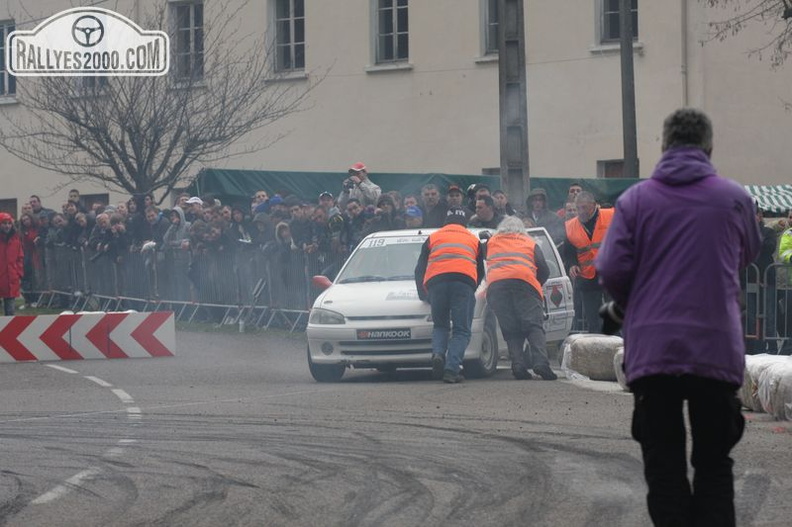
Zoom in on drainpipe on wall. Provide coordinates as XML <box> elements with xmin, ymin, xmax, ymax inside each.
<box><xmin>619</xmin><ymin>0</ymin><xmax>638</xmax><ymax>178</ymax></box>
<box><xmin>681</xmin><ymin>0</ymin><xmax>689</xmax><ymax>106</ymax></box>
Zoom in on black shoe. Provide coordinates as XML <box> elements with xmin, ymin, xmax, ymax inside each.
<box><xmin>431</xmin><ymin>354</ymin><xmax>445</xmax><ymax>380</ymax></box>
<box><xmin>442</xmin><ymin>370</ymin><xmax>462</xmax><ymax>384</ymax></box>
<box><xmin>511</xmin><ymin>364</ymin><xmax>531</xmax><ymax>380</ymax></box>
<box><xmin>533</xmin><ymin>364</ymin><xmax>558</xmax><ymax>381</ymax></box>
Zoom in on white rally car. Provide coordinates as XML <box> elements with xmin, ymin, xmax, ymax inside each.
<box><xmin>307</xmin><ymin>227</ymin><xmax>574</xmax><ymax>382</ymax></box>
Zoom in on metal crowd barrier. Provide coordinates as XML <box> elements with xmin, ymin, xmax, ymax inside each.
<box><xmin>23</xmin><ymin>244</ymin><xmax>790</xmax><ymax>348</ymax></box>
<box><xmin>22</xmin><ymin>244</ymin><xmax>346</xmax><ymax>333</ymax></box>
<box><xmin>742</xmin><ymin>262</ymin><xmax>792</xmax><ymax>355</ymax></box>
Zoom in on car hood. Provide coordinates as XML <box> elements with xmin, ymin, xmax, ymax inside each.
<box><xmin>314</xmin><ymin>281</ymin><xmax>429</xmax><ymax>317</ymax></box>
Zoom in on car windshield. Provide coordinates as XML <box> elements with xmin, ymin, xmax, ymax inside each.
<box><xmin>337</xmin><ymin>237</ymin><xmax>425</xmax><ymax>284</ymax></box>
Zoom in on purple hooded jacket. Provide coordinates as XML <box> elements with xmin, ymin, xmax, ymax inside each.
<box><xmin>595</xmin><ymin>147</ymin><xmax>761</xmax><ymax>386</ymax></box>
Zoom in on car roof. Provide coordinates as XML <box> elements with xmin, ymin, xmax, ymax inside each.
<box><xmin>363</xmin><ymin>226</ymin><xmax>550</xmax><ymax>240</ymax></box>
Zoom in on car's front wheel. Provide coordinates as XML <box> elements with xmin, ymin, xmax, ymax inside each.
<box><xmin>307</xmin><ymin>346</ymin><xmax>346</xmax><ymax>382</ymax></box>
<box><xmin>464</xmin><ymin>323</ymin><xmax>499</xmax><ymax>378</ymax></box>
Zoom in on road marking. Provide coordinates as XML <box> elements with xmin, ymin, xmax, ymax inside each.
<box><xmin>44</xmin><ymin>364</ymin><xmax>79</xmax><ymax>374</ymax></box>
<box><xmin>565</xmin><ymin>378</ymin><xmax>630</xmax><ymax>393</ymax></box>
<box><xmin>30</xmin><ymin>364</ymin><xmax>143</xmax><ymax>506</ymax></box>
<box><xmin>111</xmin><ymin>389</ymin><xmax>134</xmax><ymax>404</ymax></box>
<box><xmin>30</xmin><ymin>467</ymin><xmax>101</xmax><ymax>505</ymax></box>
<box><xmin>84</xmin><ymin>376</ymin><xmax>113</xmax><ymax>388</ymax></box>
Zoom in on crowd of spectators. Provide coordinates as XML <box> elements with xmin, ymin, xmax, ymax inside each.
<box><xmin>6</xmin><ymin>163</ymin><xmax>790</xmax><ymax>334</ymax></box>
<box><xmin>6</xmin><ymin>164</ymin><xmax>582</xmax><ymax>312</ymax></box>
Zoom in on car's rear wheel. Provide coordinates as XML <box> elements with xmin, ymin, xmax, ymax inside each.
<box><xmin>307</xmin><ymin>346</ymin><xmax>345</xmax><ymax>382</ymax></box>
<box><xmin>464</xmin><ymin>323</ymin><xmax>499</xmax><ymax>378</ymax></box>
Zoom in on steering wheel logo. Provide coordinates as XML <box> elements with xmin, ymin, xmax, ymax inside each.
<box><xmin>72</xmin><ymin>15</ymin><xmax>104</xmax><ymax>47</ymax></box>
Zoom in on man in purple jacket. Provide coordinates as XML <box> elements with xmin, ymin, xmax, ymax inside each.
<box><xmin>596</xmin><ymin>108</ymin><xmax>761</xmax><ymax>527</ymax></box>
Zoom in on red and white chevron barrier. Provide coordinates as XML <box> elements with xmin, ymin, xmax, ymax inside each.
<box><xmin>0</xmin><ymin>311</ymin><xmax>175</xmax><ymax>362</ymax></box>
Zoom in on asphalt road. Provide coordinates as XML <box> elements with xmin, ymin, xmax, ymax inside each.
<box><xmin>1</xmin><ymin>328</ymin><xmax>791</xmax><ymax>527</ymax></box>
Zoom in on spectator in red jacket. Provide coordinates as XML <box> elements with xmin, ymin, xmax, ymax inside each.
<box><xmin>18</xmin><ymin>213</ymin><xmax>41</xmax><ymax>309</ymax></box>
<box><xmin>0</xmin><ymin>212</ymin><xmax>24</xmax><ymax>315</ymax></box>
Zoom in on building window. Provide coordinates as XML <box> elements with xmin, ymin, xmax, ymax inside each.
<box><xmin>597</xmin><ymin>159</ymin><xmax>639</xmax><ymax>178</ymax></box>
<box><xmin>376</xmin><ymin>0</ymin><xmax>408</xmax><ymax>64</ymax></box>
<box><xmin>484</xmin><ymin>0</ymin><xmax>499</xmax><ymax>54</ymax></box>
<box><xmin>78</xmin><ymin>76</ymin><xmax>108</xmax><ymax>93</ymax></box>
<box><xmin>171</xmin><ymin>2</ymin><xmax>204</xmax><ymax>79</ymax></box>
<box><xmin>81</xmin><ymin>193</ymin><xmax>110</xmax><ymax>210</ymax></box>
<box><xmin>274</xmin><ymin>0</ymin><xmax>305</xmax><ymax>72</ymax></box>
<box><xmin>0</xmin><ymin>198</ymin><xmax>17</xmax><ymax>218</ymax></box>
<box><xmin>0</xmin><ymin>21</ymin><xmax>17</xmax><ymax>96</ymax></box>
<box><xmin>601</xmin><ymin>0</ymin><xmax>637</xmax><ymax>43</ymax></box>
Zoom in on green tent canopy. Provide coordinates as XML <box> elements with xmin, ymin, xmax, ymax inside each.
<box><xmin>744</xmin><ymin>184</ymin><xmax>792</xmax><ymax>214</ymax></box>
<box><xmin>189</xmin><ymin>168</ymin><xmax>640</xmax><ymax>211</ymax></box>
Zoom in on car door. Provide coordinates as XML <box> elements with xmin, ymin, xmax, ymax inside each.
<box><xmin>527</xmin><ymin>227</ymin><xmax>575</xmax><ymax>343</ymax></box>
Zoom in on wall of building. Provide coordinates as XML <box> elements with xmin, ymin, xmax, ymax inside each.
<box><xmin>0</xmin><ymin>0</ymin><xmax>790</xmax><ymax>217</ymax></box>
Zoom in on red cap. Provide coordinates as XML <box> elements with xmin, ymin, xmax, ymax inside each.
<box><xmin>447</xmin><ymin>185</ymin><xmax>463</xmax><ymax>195</ymax></box>
<box><xmin>0</xmin><ymin>212</ymin><xmax>13</xmax><ymax>223</ymax></box>
<box><xmin>349</xmin><ymin>162</ymin><xmax>367</xmax><ymax>173</ymax></box>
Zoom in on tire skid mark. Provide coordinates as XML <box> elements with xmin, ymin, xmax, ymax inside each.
<box><xmin>29</xmin><ymin>367</ymin><xmax>142</xmax><ymax>506</ymax></box>
<box><xmin>0</xmin><ymin>470</ymin><xmax>33</xmax><ymax>523</ymax></box>
<box><xmin>131</xmin><ymin>418</ymin><xmax>556</xmax><ymax>526</ymax></box>
<box><xmin>30</xmin><ymin>467</ymin><xmax>102</xmax><ymax>505</ymax></box>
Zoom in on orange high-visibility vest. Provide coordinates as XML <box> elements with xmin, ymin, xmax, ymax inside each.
<box><xmin>423</xmin><ymin>224</ymin><xmax>480</xmax><ymax>286</ymax></box>
<box><xmin>486</xmin><ymin>233</ymin><xmax>543</xmax><ymax>299</ymax></box>
<box><xmin>565</xmin><ymin>207</ymin><xmax>615</xmax><ymax>280</ymax></box>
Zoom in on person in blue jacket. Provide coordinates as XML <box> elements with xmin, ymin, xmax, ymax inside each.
<box><xmin>596</xmin><ymin>108</ymin><xmax>761</xmax><ymax>527</ymax></box>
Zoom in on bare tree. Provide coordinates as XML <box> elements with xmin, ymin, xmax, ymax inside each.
<box><xmin>0</xmin><ymin>1</ymin><xmax>321</xmax><ymax>199</ymax></box>
<box><xmin>705</xmin><ymin>0</ymin><xmax>792</xmax><ymax>67</ymax></box>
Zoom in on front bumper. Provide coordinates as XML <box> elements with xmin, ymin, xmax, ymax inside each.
<box><xmin>307</xmin><ymin>318</ymin><xmax>485</xmax><ymax>368</ymax></box>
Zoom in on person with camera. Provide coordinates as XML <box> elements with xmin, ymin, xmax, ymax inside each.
<box><xmin>338</xmin><ymin>162</ymin><xmax>381</xmax><ymax>209</ymax></box>
<box><xmin>596</xmin><ymin>108</ymin><xmax>761</xmax><ymax>527</ymax></box>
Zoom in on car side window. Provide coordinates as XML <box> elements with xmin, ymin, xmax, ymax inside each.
<box><xmin>531</xmin><ymin>232</ymin><xmax>562</xmax><ymax>279</ymax></box>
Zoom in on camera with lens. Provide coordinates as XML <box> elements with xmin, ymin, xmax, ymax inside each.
<box><xmin>343</xmin><ymin>179</ymin><xmax>355</xmax><ymax>190</ymax></box>
<box><xmin>599</xmin><ymin>301</ymin><xmax>624</xmax><ymax>335</ymax></box>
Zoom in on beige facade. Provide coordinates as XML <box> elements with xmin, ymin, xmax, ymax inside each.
<box><xmin>0</xmin><ymin>0</ymin><xmax>790</xmax><ymax>216</ymax></box>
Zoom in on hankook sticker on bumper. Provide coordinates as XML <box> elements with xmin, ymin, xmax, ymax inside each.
<box><xmin>357</xmin><ymin>329</ymin><xmax>412</xmax><ymax>340</ymax></box>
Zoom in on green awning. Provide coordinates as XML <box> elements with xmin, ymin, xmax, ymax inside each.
<box><xmin>744</xmin><ymin>185</ymin><xmax>792</xmax><ymax>214</ymax></box>
<box><xmin>188</xmin><ymin>168</ymin><xmax>639</xmax><ymax>211</ymax></box>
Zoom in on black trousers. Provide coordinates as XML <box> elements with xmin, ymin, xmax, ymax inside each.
<box><xmin>486</xmin><ymin>280</ymin><xmax>549</xmax><ymax>368</ymax></box>
<box><xmin>630</xmin><ymin>375</ymin><xmax>744</xmax><ymax>527</ymax></box>
<box><xmin>579</xmin><ymin>286</ymin><xmax>605</xmax><ymax>333</ymax></box>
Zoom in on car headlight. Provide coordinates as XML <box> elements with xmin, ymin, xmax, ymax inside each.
<box><xmin>309</xmin><ymin>308</ymin><xmax>346</xmax><ymax>325</ymax></box>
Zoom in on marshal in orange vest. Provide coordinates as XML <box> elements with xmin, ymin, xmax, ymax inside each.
<box><xmin>485</xmin><ymin>233</ymin><xmax>543</xmax><ymax>299</ymax></box>
<box><xmin>423</xmin><ymin>224</ymin><xmax>480</xmax><ymax>286</ymax></box>
<box><xmin>565</xmin><ymin>207</ymin><xmax>615</xmax><ymax>280</ymax></box>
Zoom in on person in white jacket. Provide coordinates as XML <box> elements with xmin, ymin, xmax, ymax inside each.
<box><xmin>338</xmin><ymin>162</ymin><xmax>381</xmax><ymax>208</ymax></box>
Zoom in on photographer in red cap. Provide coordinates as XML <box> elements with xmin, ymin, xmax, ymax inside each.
<box><xmin>414</xmin><ymin>207</ymin><xmax>485</xmax><ymax>383</ymax></box>
<box><xmin>0</xmin><ymin>212</ymin><xmax>24</xmax><ymax>316</ymax></box>
<box><xmin>339</xmin><ymin>162</ymin><xmax>381</xmax><ymax>208</ymax></box>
